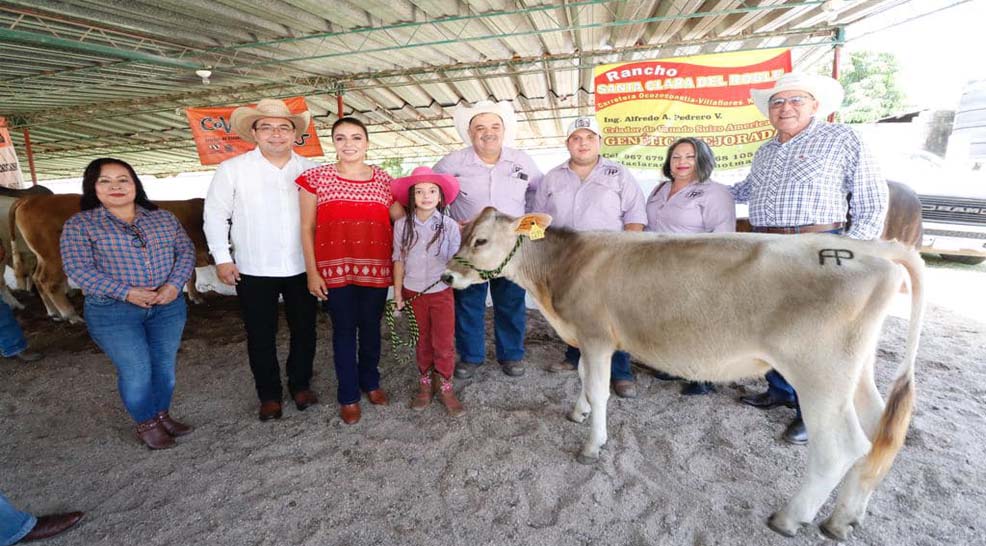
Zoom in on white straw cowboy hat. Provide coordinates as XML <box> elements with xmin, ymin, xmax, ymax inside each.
<box><xmin>750</xmin><ymin>72</ymin><xmax>845</xmax><ymax>118</ymax></box>
<box><xmin>452</xmin><ymin>100</ymin><xmax>518</xmax><ymax>146</ymax></box>
<box><xmin>230</xmin><ymin>98</ymin><xmax>311</xmax><ymax>143</ymax></box>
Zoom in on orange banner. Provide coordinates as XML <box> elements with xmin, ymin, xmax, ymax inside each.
<box><xmin>186</xmin><ymin>96</ymin><xmax>323</xmax><ymax>165</ymax></box>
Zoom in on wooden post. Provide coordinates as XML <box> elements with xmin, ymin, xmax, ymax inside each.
<box><xmin>21</xmin><ymin>127</ymin><xmax>38</xmax><ymax>186</ymax></box>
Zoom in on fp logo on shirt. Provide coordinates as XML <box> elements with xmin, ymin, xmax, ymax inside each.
<box><xmin>511</xmin><ymin>165</ymin><xmax>529</xmax><ymax>181</ymax></box>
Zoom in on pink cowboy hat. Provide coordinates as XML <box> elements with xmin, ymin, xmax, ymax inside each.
<box><xmin>391</xmin><ymin>166</ymin><xmax>460</xmax><ymax>207</ymax></box>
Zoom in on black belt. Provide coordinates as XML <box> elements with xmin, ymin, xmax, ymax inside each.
<box><xmin>752</xmin><ymin>222</ymin><xmax>845</xmax><ymax>235</ymax></box>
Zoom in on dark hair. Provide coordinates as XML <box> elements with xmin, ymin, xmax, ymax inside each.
<box><xmin>398</xmin><ymin>184</ymin><xmax>450</xmax><ymax>259</ymax></box>
<box><xmin>80</xmin><ymin>158</ymin><xmax>158</xmax><ymax>211</ymax></box>
<box><xmin>331</xmin><ymin>116</ymin><xmax>368</xmax><ymax>139</ymax></box>
<box><xmin>661</xmin><ymin>137</ymin><xmax>716</xmax><ymax>183</ymax></box>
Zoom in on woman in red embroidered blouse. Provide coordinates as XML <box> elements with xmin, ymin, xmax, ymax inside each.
<box><xmin>298</xmin><ymin>117</ymin><xmax>404</xmax><ymax>425</ymax></box>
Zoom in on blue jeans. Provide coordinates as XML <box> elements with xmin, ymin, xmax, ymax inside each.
<box><xmin>84</xmin><ymin>296</ymin><xmax>187</xmax><ymax>423</ymax></box>
<box><xmin>454</xmin><ymin>278</ymin><xmax>526</xmax><ymax>364</ymax></box>
<box><xmin>0</xmin><ymin>300</ymin><xmax>27</xmax><ymax>358</ymax></box>
<box><xmin>0</xmin><ymin>491</ymin><xmax>36</xmax><ymax>546</ymax></box>
<box><xmin>564</xmin><ymin>346</ymin><xmax>634</xmax><ymax>381</ymax></box>
<box><xmin>324</xmin><ymin>285</ymin><xmax>388</xmax><ymax>405</ymax></box>
<box><xmin>759</xmin><ymin>226</ymin><xmax>842</xmax><ymax>421</ymax></box>
<box><xmin>766</xmin><ymin>370</ymin><xmax>801</xmax><ymax>418</ymax></box>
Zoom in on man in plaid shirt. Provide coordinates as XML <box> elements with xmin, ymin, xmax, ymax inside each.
<box><xmin>731</xmin><ymin>72</ymin><xmax>889</xmax><ymax>445</ymax></box>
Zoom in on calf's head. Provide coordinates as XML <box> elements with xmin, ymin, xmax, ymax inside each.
<box><xmin>442</xmin><ymin>207</ymin><xmax>552</xmax><ymax>289</ymax></box>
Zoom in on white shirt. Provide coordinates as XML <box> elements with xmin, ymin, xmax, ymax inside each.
<box><xmin>204</xmin><ymin>147</ymin><xmax>318</xmax><ymax>276</ymax></box>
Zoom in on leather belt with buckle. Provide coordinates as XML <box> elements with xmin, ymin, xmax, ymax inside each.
<box><xmin>751</xmin><ymin>222</ymin><xmax>845</xmax><ymax>234</ymax></box>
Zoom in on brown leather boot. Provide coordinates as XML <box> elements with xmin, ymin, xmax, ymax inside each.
<box><xmin>410</xmin><ymin>374</ymin><xmax>433</xmax><ymax>410</ymax></box>
<box><xmin>135</xmin><ymin>418</ymin><xmax>176</xmax><ymax>450</ymax></box>
<box><xmin>436</xmin><ymin>376</ymin><xmax>464</xmax><ymax>418</ymax></box>
<box><xmin>155</xmin><ymin>411</ymin><xmax>193</xmax><ymax>436</ymax></box>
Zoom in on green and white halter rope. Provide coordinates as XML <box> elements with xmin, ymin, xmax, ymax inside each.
<box><xmin>385</xmin><ymin>236</ymin><xmax>524</xmax><ymax>364</ymax></box>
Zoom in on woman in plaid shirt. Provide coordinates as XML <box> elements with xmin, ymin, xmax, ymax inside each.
<box><xmin>60</xmin><ymin>158</ymin><xmax>196</xmax><ymax>450</ymax></box>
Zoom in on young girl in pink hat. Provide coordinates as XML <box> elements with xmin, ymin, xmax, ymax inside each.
<box><xmin>391</xmin><ymin>167</ymin><xmax>464</xmax><ymax>416</ymax></box>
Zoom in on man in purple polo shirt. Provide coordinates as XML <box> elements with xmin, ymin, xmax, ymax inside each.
<box><xmin>433</xmin><ymin>100</ymin><xmax>543</xmax><ymax>379</ymax></box>
<box><xmin>533</xmin><ymin>116</ymin><xmax>646</xmax><ymax>398</ymax></box>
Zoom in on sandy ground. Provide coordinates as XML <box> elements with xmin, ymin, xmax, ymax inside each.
<box><xmin>1</xmin><ymin>271</ymin><xmax>985</xmax><ymax>546</ymax></box>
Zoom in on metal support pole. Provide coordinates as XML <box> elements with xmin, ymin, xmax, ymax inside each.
<box><xmin>829</xmin><ymin>26</ymin><xmax>844</xmax><ymax>123</ymax></box>
<box><xmin>21</xmin><ymin>127</ymin><xmax>38</xmax><ymax>186</ymax></box>
<box><xmin>337</xmin><ymin>95</ymin><xmax>344</xmax><ymax>118</ymax></box>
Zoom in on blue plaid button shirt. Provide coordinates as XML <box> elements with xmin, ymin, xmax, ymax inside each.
<box><xmin>731</xmin><ymin>119</ymin><xmax>888</xmax><ymax>240</ymax></box>
<box><xmin>60</xmin><ymin>206</ymin><xmax>196</xmax><ymax>301</ymax></box>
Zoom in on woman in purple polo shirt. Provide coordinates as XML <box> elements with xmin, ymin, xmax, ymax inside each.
<box><xmin>60</xmin><ymin>158</ymin><xmax>196</xmax><ymax>450</ymax></box>
<box><xmin>646</xmin><ymin>137</ymin><xmax>735</xmax><ymax>395</ymax></box>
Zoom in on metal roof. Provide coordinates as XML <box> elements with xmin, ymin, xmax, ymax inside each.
<box><xmin>1</xmin><ymin>0</ymin><xmax>908</xmax><ymax>180</ymax></box>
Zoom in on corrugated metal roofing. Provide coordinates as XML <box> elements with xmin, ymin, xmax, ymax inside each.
<box><xmin>1</xmin><ymin>0</ymin><xmax>904</xmax><ymax>179</ymax></box>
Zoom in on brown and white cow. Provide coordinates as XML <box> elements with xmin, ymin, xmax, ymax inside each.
<box><xmin>442</xmin><ymin>207</ymin><xmax>924</xmax><ymax>541</ymax></box>
<box><xmin>0</xmin><ymin>185</ymin><xmax>54</xmax><ymax>308</ymax></box>
<box><xmin>880</xmin><ymin>180</ymin><xmax>923</xmax><ymax>250</ymax></box>
<box><xmin>9</xmin><ymin>194</ymin><xmax>212</xmax><ymax>323</ymax></box>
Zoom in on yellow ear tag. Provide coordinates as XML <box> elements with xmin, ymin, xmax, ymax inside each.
<box><xmin>528</xmin><ymin>222</ymin><xmax>545</xmax><ymax>240</ymax></box>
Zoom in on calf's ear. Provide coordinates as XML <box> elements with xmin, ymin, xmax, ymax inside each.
<box><xmin>511</xmin><ymin>213</ymin><xmax>553</xmax><ymax>238</ymax></box>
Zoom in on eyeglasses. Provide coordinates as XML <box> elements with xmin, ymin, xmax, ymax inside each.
<box><xmin>253</xmin><ymin>124</ymin><xmax>294</xmax><ymax>136</ymax></box>
<box><xmin>768</xmin><ymin>95</ymin><xmax>813</xmax><ymax>109</ymax></box>
<box><xmin>127</xmin><ymin>225</ymin><xmax>146</xmax><ymax>248</ymax></box>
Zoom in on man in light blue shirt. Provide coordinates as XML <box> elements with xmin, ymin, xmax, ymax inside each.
<box><xmin>731</xmin><ymin>72</ymin><xmax>888</xmax><ymax>445</ymax></box>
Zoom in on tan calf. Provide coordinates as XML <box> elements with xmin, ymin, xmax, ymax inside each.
<box><xmin>443</xmin><ymin>207</ymin><xmax>924</xmax><ymax>541</ymax></box>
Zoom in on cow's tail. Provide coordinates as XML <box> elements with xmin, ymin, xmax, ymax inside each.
<box><xmin>861</xmin><ymin>242</ymin><xmax>925</xmax><ymax>486</ymax></box>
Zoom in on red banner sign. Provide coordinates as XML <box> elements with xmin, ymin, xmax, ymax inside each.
<box><xmin>186</xmin><ymin>97</ymin><xmax>323</xmax><ymax>165</ymax></box>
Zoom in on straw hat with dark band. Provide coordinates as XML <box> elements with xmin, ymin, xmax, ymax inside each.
<box><xmin>750</xmin><ymin>72</ymin><xmax>845</xmax><ymax>119</ymax></box>
<box><xmin>230</xmin><ymin>98</ymin><xmax>311</xmax><ymax>144</ymax></box>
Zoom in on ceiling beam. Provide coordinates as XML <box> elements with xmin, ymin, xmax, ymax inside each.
<box><xmin>8</xmin><ymin>26</ymin><xmax>839</xmax><ymax>127</ymax></box>
<box><xmin>0</xmin><ymin>27</ymin><xmax>201</xmax><ymax>69</ymax></box>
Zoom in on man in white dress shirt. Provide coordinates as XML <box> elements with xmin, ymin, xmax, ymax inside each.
<box><xmin>204</xmin><ymin>98</ymin><xmax>319</xmax><ymax>422</ymax></box>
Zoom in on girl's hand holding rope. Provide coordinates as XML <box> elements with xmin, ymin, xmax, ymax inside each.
<box><xmin>385</xmin><ymin>280</ymin><xmax>443</xmax><ymax>366</ymax></box>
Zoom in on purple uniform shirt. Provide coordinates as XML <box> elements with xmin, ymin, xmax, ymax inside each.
<box><xmin>533</xmin><ymin>156</ymin><xmax>647</xmax><ymax>231</ymax></box>
<box><xmin>392</xmin><ymin>212</ymin><xmax>461</xmax><ymax>293</ymax></box>
<box><xmin>60</xmin><ymin>206</ymin><xmax>196</xmax><ymax>301</ymax></box>
<box><xmin>645</xmin><ymin>180</ymin><xmax>736</xmax><ymax>234</ymax></box>
<box><xmin>433</xmin><ymin>146</ymin><xmax>543</xmax><ymax>222</ymax></box>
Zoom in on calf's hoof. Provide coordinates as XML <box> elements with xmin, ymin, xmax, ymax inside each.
<box><xmin>576</xmin><ymin>452</ymin><xmax>599</xmax><ymax>465</ymax></box>
<box><xmin>67</xmin><ymin>316</ymin><xmax>85</xmax><ymax>325</ymax></box>
<box><xmin>567</xmin><ymin>410</ymin><xmax>588</xmax><ymax>424</ymax></box>
<box><xmin>819</xmin><ymin>517</ymin><xmax>857</xmax><ymax>542</ymax></box>
<box><xmin>766</xmin><ymin>512</ymin><xmax>801</xmax><ymax>537</ymax></box>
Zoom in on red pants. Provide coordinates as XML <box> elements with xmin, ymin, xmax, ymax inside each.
<box><xmin>403</xmin><ymin>287</ymin><xmax>455</xmax><ymax>379</ymax></box>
